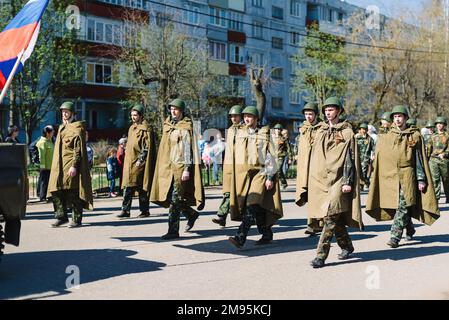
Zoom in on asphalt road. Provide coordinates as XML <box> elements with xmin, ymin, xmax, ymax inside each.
<box><xmin>1</xmin><ymin>180</ymin><xmax>449</xmax><ymax>300</ymax></box>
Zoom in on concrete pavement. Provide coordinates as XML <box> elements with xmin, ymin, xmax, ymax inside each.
<box><xmin>1</xmin><ymin>180</ymin><xmax>449</xmax><ymax>300</ymax></box>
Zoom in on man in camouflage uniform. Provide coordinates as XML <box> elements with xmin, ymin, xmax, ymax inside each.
<box><xmin>427</xmin><ymin>116</ymin><xmax>449</xmax><ymax>203</ymax></box>
<box><xmin>355</xmin><ymin>123</ymin><xmax>375</xmax><ymax>190</ymax></box>
<box><xmin>212</xmin><ymin>105</ymin><xmax>243</xmax><ymax>227</ymax></box>
<box><xmin>379</xmin><ymin>111</ymin><xmax>392</xmax><ymax>134</ymax></box>
<box><xmin>307</xmin><ymin>97</ymin><xmax>363</xmax><ymax>268</ymax></box>
<box><xmin>273</xmin><ymin>124</ymin><xmax>293</xmax><ymax>190</ymax></box>
<box><xmin>366</xmin><ymin>106</ymin><xmax>436</xmax><ymax>248</ymax></box>
<box><xmin>118</xmin><ymin>104</ymin><xmax>155</xmax><ymax>218</ymax></box>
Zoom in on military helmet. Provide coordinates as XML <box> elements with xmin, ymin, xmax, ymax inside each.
<box><xmin>380</xmin><ymin>111</ymin><xmax>392</xmax><ymax>122</ymax></box>
<box><xmin>169</xmin><ymin>98</ymin><xmax>186</xmax><ymax>111</ymax></box>
<box><xmin>390</xmin><ymin>105</ymin><xmax>409</xmax><ymax>119</ymax></box>
<box><xmin>274</xmin><ymin>124</ymin><xmax>283</xmax><ymax>130</ymax></box>
<box><xmin>228</xmin><ymin>105</ymin><xmax>243</xmax><ymax>115</ymax></box>
<box><xmin>321</xmin><ymin>97</ymin><xmax>344</xmax><ymax>114</ymax></box>
<box><xmin>426</xmin><ymin>120</ymin><xmax>435</xmax><ymax>128</ymax></box>
<box><xmin>131</xmin><ymin>104</ymin><xmax>144</xmax><ymax>115</ymax></box>
<box><xmin>406</xmin><ymin>118</ymin><xmax>417</xmax><ymax>126</ymax></box>
<box><xmin>358</xmin><ymin>123</ymin><xmax>368</xmax><ymax>130</ymax></box>
<box><xmin>435</xmin><ymin>116</ymin><xmax>447</xmax><ymax>125</ymax></box>
<box><xmin>302</xmin><ymin>102</ymin><xmax>319</xmax><ymax>115</ymax></box>
<box><xmin>60</xmin><ymin>101</ymin><xmax>75</xmax><ymax>113</ymax></box>
<box><xmin>242</xmin><ymin>106</ymin><xmax>259</xmax><ymax>118</ymax></box>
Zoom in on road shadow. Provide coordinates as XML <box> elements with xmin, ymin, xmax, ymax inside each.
<box><xmin>325</xmin><ymin>233</ymin><xmax>449</xmax><ymax>267</ymax></box>
<box><xmin>170</xmin><ymin>233</ymin><xmax>377</xmax><ymax>257</ymax></box>
<box><xmin>24</xmin><ymin>213</ymin><xmax>109</xmax><ymax>221</ymax></box>
<box><xmin>0</xmin><ymin>249</ymin><xmax>165</xmax><ymax>299</ymax></box>
<box><xmin>87</xmin><ymin>217</ymin><xmax>168</xmax><ymax>228</ymax></box>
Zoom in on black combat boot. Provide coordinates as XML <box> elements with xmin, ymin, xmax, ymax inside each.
<box><xmin>51</xmin><ymin>217</ymin><xmax>69</xmax><ymax>228</ymax></box>
<box><xmin>68</xmin><ymin>221</ymin><xmax>82</xmax><ymax>228</ymax></box>
<box><xmin>337</xmin><ymin>247</ymin><xmax>354</xmax><ymax>260</ymax></box>
<box><xmin>117</xmin><ymin>210</ymin><xmax>130</xmax><ymax>218</ymax></box>
<box><xmin>310</xmin><ymin>258</ymin><xmax>325</xmax><ymax>268</ymax></box>
<box><xmin>161</xmin><ymin>232</ymin><xmax>180</xmax><ymax>240</ymax></box>
<box><xmin>185</xmin><ymin>210</ymin><xmax>199</xmax><ymax>232</ymax></box>
<box><xmin>212</xmin><ymin>216</ymin><xmax>226</xmax><ymax>227</ymax></box>
<box><xmin>228</xmin><ymin>237</ymin><xmax>243</xmax><ymax>249</ymax></box>
<box><xmin>137</xmin><ymin>212</ymin><xmax>150</xmax><ymax>218</ymax></box>
<box><xmin>387</xmin><ymin>238</ymin><xmax>400</xmax><ymax>248</ymax></box>
<box><xmin>305</xmin><ymin>226</ymin><xmax>316</xmax><ymax>236</ymax></box>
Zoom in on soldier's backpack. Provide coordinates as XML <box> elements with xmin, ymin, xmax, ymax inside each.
<box><xmin>29</xmin><ymin>138</ymin><xmax>40</xmax><ymax>165</ymax></box>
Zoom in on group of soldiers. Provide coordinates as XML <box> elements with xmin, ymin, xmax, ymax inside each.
<box><xmin>46</xmin><ymin>96</ymin><xmax>447</xmax><ymax>268</ymax></box>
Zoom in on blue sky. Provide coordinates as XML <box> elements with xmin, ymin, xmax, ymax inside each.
<box><xmin>345</xmin><ymin>0</ymin><xmax>427</xmax><ymax>18</ymax></box>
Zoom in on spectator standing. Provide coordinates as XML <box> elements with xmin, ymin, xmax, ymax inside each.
<box><xmin>106</xmin><ymin>147</ymin><xmax>119</xmax><ymax>197</ymax></box>
<box><xmin>36</xmin><ymin>125</ymin><xmax>55</xmax><ymax>202</ymax></box>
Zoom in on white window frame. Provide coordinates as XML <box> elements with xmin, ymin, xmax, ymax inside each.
<box><xmin>291</xmin><ymin>31</ymin><xmax>301</xmax><ymax>45</ymax></box>
<box><xmin>228</xmin><ymin>11</ymin><xmax>243</xmax><ymax>31</ymax></box>
<box><xmin>86</xmin><ymin>17</ymin><xmax>123</xmax><ymax>46</ymax></box>
<box><xmin>85</xmin><ymin>61</ymin><xmax>119</xmax><ymax>86</ymax></box>
<box><xmin>209</xmin><ymin>41</ymin><xmax>227</xmax><ymax>61</ymax></box>
<box><xmin>253</xmin><ymin>21</ymin><xmax>264</xmax><ymax>39</ymax></box>
<box><xmin>209</xmin><ymin>6</ymin><xmax>227</xmax><ymax>28</ymax></box>
<box><xmin>230</xmin><ymin>44</ymin><xmax>244</xmax><ymax>64</ymax></box>
<box><xmin>290</xmin><ymin>0</ymin><xmax>301</xmax><ymax>17</ymax></box>
<box><xmin>289</xmin><ymin>90</ymin><xmax>301</xmax><ymax>104</ymax></box>
<box><xmin>184</xmin><ymin>3</ymin><xmax>200</xmax><ymax>25</ymax></box>
<box><xmin>252</xmin><ymin>0</ymin><xmax>263</xmax><ymax>8</ymax></box>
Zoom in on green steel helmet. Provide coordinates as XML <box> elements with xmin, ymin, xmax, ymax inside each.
<box><xmin>358</xmin><ymin>123</ymin><xmax>368</xmax><ymax>130</ymax></box>
<box><xmin>228</xmin><ymin>105</ymin><xmax>243</xmax><ymax>115</ymax></box>
<box><xmin>435</xmin><ymin>116</ymin><xmax>447</xmax><ymax>125</ymax></box>
<box><xmin>380</xmin><ymin>111</ymin><xmax>392</xmax><ymax>122</ymax></box>
<box><xmin>274</xmin><ymin>124</ymin><xmax>283</xmax><ymax>130</ymax></box>
<box><xmin>322</xmin><ymin>97</ymin><xmax>344</xmax><ymax>113</ymax></box>
<box><xmin>338</xmin><ymin>113</ymin><xmax>347</xmax><ymax>121</ymax></box>
<box><xmin>169</xmin><ymin>98</ymin><xmax>186</xmax><ymax>111</ymax></box>
<box><xmin>426</xmin><ymin>120</ymin><xmax>436</xmax><ymax>128</ymax></box>
<box><xmin>242</xmin><ymin>106</ymin><xmax>259</xmax><ymax>118</ymax></box>
<box><xmin>390</xmin><ymin>105</ymin><xmax>409</xmax><ymax>119</ymax></box>
<box><xmin>131</xmin><ymin>104</ymin><xmax>144</xmax><ymax>114</ymax></box>
<box><xmin>59</xmin><ymin>101</ymin><xmax>75</xmax><ymax>113</ymax></box>
<box><xmin>406</xmin><ymin>118</ymin><xmax>417</xmax><ymax>126</ymax></box>
<box><xmin>302</xmin><ymin>102</ymin><xmax>319</xmax><ymax>115</ymax></box>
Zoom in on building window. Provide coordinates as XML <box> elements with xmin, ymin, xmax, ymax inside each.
<box><xmin>252</xmin><ymin>0</ymin><xmax>263</xmax><ymax>8</ymax></box>
<box><xmin>209</xmin><ymin>41</ymin><xmax>226</xmax><ymax>61</ymax></box>
<box><xmin>156</xmin><ymin>12</ymin><xmax>172</xmax><ymax>27</ymax></box>
<box><xmin>271</xmin><ymin>67</ymin><xmax>283</xmax><ymax>80</ymax></box>
<box><xmin>87</xmin><ymin>18</ymin><xmax>122</xmax><ymax>45</ymax></box>
<box><xmin>209</xmin><ymin>6</ymin><xmax>227</xmax><ymax>27</ymax></box>
<box><xmin>337</xmin><ymin>12</ymin><xmax>344</xmax><ymax>25</ymax></box>
<box><xmin>291</xmin><ymin>32</ymin><xmax>301</xmax><ymax>45</ymax></box>
<box><xmin>289</xmin><ymin>90</ymin><xmax>301</xmax><ymax>104</ymax></box>
<box><xmin>86</xmin><ymin>62</ymin><xmax>119</xmax><ymax>85</ymax></box>
<box><xmin>272</xmin><ymin>97</ymin><xmax>283</xmax><ymax>110</ymax></box>
<box><xmin>272</xmin><ymin>6</ymin><xmax>284</xmax><ymax>20</ymax></box>
<box><xmin>250</xmin><ymin>52</ymin><xmax>265</xmax><ymax>66</ymax></box>
<box><xmin>290</xmin><ymin>0</ymin><xmax>301</xmax><ymax>17</ymax></box>
<box><xmin>272</xmin><ymin>37</ymin><xmax>283</xmax><ymax>49</ymax></box>
<box><xmin>184</xmin><ymin>3</ymin><xmax>200</xmax><ymax>25</ymax></box>
<box><xmin>231</xmin><ymin>77</ymin><xmax>244</xmax><ymax>96</ymax></box>
<box><xmin>253</xmin><ymin>21</ymin><xmax>264</xmax><ymax>39</ymax></box>
<box><xmin>230</xmin><ymin>44</ymin><xmax>244</xmax><ymax>64</ymax></box>
<box><xmin>228</xmin><ymin>11</ymin><xmax>243</xmax><ymax>31</ymax></box>
<box><xmin>324</xmin><ymin>8</ymin><xmax>333</xmax><ymax>22</ymax></box>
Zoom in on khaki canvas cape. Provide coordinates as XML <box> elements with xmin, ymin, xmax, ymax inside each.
<box><xmin>122</xmin><ymin>120</ymin><xmax>157</xmax><ymax>194</ymax></box>
<box><xmin>222</xmin><ymin>123</ymin><xmax>241</xmax><ymax>194</ymax></box>
<box><xmin>365</xmin><ymin>125</ymin><xmax>440</xmax><ymax>225</ymax></box>
<box><xmin>229</xmin><ymin>125</ymin><xmax>283</xmax><ymax>226</ymax></box>
<box><xmin>308</xmin><ymin>121</ymin><xmax>363</xmax><ymax>229</ymax></box>
<box><xmin>295</xmin><ymin>119</ymin><xmax>322</xmax><ymax>206</ymax></box>
<box><xmin>47</xmin><ymin>120</ymin><xmax>93</xmax><ymax>210</ymax></box>
<box><xmin>150</xmin><ymin>116</ymin><xmax>205</xmax><ymax>210</ymax></box>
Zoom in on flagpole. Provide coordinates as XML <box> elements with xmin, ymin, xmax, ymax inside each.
<box><xmin>0</xmin><ymin>49</ymin><xmax>25</xmax><ymax>105</ymax></box>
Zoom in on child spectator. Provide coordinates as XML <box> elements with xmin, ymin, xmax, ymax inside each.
<box><xmin>106</xmin><ymin>147</ymin><xmax>119</xmax><ymax>197</ymax></box>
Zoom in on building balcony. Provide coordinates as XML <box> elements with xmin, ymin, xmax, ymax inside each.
<box><xmin>75</xmin><ymin>0</ymin><xmax>149</xmax><ymax>21</ymax></box>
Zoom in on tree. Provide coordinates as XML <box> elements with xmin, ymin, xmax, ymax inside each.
<box><xmin>292</xmin><ymin>23</ymin><xmax>351</xmax><ymax>107</ymax></box>
<box><xmin>0</xmin><ymin>0</ymin><xmax>82</xmax><ymax>144</ymax></box>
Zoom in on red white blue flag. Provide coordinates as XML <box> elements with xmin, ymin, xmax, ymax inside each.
<box><xmin>0</xmin><ymin>0</ymin><xmax>49</xmax><ymax>101</ymax></box>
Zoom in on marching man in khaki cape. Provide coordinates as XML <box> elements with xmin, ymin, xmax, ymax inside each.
<box><xmin>212</xmin><ymin>105</ymin><xmax>243</xmax><ymax>227</ymax></box>
<box><xmin>228</xmin><ymin>106</ymin><xmax>283</xmax><ymax>249</ymax></box>
<box><xmin>48</xmin><ymin>102</ymin><xmax>93</xmax><ymax>228</ymax></box>
<box><xmin>117</xmin><ymin>104</ymin><xmax>156</xmax><ymax>219</ymax></box>
<box><xmin>366</xmin><ymin>105</ymin><xmax>440</xmax><ymax>248</ymax></box>
<box><xmin>308</xmin><ymin>97</ymin><xmax>363</xmax><ymax>268</ymax></box>
<box><xmin>150</xmin><ymin>98</ymin><xmax>205</xmax><ymax>240</ymax></box>
<box><xmin>295</xmin><ymin>102</ymin><xmax>323</xmax><ymax>237</ymax></box>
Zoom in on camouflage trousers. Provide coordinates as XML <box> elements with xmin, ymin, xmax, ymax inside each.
<box><xmin>52</xmin><ymin>189</ymin><xmax>83</xmax><ymax>223</ymax></box>
<box><xmin>167</xmin><ymin>183</ymin><xmax>198</xmax><ymax>234</ymax></box>
<box><xmin>316</xmin><ymin>214</ymin><xmax>353</xmax><ymax>261</ymax></box>
<box><xmin>429</xmin><ymin>158</ymin><xmax>449</xmax><ymax>200</ymax></box>
<box><xmin>217</xmin><ymin>192</ymin><xmax>230</xmax><ymax>218</ymax></box>
<box><xmin>121</xmin><ymin>186</ymin><xmax>149</xmax><ymax>213</ymax></box>
<box><xmin>307</xmin><ymin>218</ymin><xmax>323</xmax><ymax>232</ymax></box>
<box><xmin>276</xmin><ymin>156</ymin><xmax>288</xmax><ymax>187</ymax></box>
<box><xmin>360</xmin><ymin>160</ymin><xmax>371</xmax><ymax>187</ymax></box>
<box><xmin>234</xmin><ymin>205</ymin><xmax>273</xmax><ymax>246</ymax></box>
<box><xmin>390</xmin><ymin>189</ymin><xmax>415</xmax><ymax>241</ymax></box>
